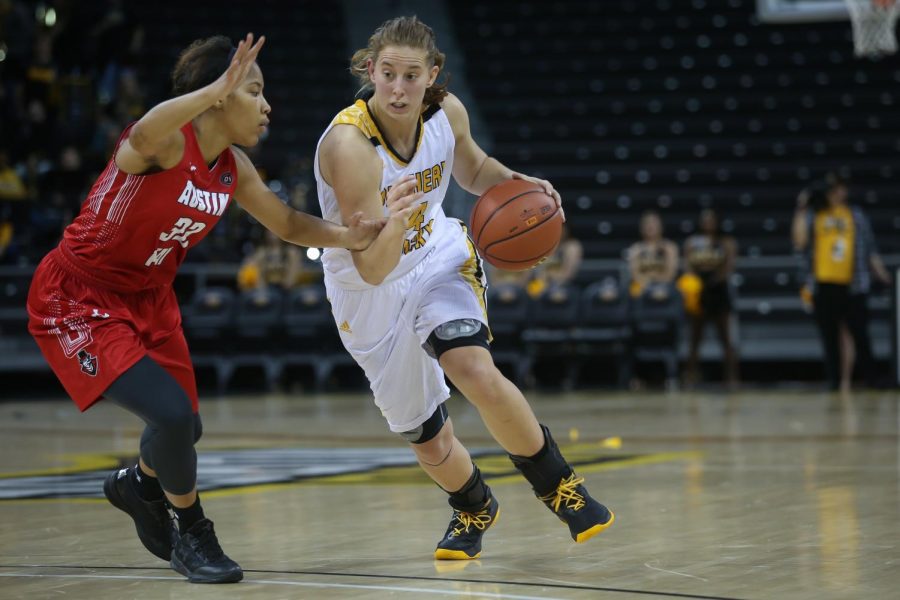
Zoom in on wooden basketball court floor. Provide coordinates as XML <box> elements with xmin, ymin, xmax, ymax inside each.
<box><xmin>1</xmin><ymin>389</ymin><xmax>898</xmax><ymax>599</ymax></box>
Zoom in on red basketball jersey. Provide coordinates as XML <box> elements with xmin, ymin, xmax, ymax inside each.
<box><xmin>59</xmin><ymin>122</ymin><xmax>237</xmax><ymax>292</ymax></box>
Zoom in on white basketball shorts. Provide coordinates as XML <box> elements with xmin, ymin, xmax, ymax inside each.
<box><xmin>324</xmin><ymin>220</ymin><xmax>488</xmax><ymax>433</ymax></box>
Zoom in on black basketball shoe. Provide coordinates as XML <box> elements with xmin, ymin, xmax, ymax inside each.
<box><xmin>103</xmin><ymin>467</ymin><xmax>177</xmax><ymax>561</ymax></box>
<box><xmin>170</xmin><ymin>519</ymin><xmax>243</xmax><ymax>583</ymax></box>
<box><xmin>538</xmin><ymin>473</ymin><xmax>614</xmax><ymax>542</ymax></box>
<box><xmin>434</xmin><ymin>496</ymin><xmax>500</xmax><ymax>560</ymax></box>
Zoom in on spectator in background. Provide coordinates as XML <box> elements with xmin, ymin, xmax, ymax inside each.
<box><xmin>627</xmin><ymin>210</ymin><xmax>678</xmax><ymax>298</ymax></box>
<box><xmin>0</xmin><ymin>147</ymin><xmax>28</xmax><ymax>263</ymax></box>
<box><xmin>484</xmin><ymin>225</ymin><xmax>583</xmax><ymax>297</ymax></box>
<box><xmin>792</xmin><ymin>173</ymin><xmax>891</xmax><ymax>391</ymax></box>
<box><xmin>486</xmin><ymin>262</ymin><xmax>530</xmax><ymax>291</ymax></box>
<box><xmin>625</xmin><ymin>210</ymin><xmax>679</xmax><ymax>391</ymax></box>
<box><xmin>0</xmin><ymin>204</ymin><xmax>15</xmax><ymax>264</ymax></box>
<box><xmin>524</xmin><ymin>224</ymin><xmax>583</xmax><ymax>298</ymax></box>
<box><xmin>238</xmin><ymin>228</ymin><xmax>319</xmax><ymax>300</ymax></box>
<box><xmin>0</xmin><ymin>148</ymin><xmax>27</xmax><ymax>201</ymax></box>
<box><xmin>800</xmin><ymin>283</ymin><xmax>856</xmax><ymax>394</ymax></box>
<box><xmin>681</xmin><ymin>209</ymin><xmax>739</xmax><ymax>389</ymax></box>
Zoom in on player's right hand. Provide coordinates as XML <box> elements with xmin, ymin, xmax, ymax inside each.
<box><xmin>210</xmin><ymin>33</ymin><xmax>266</xmax><ymax>104</ymax></box>
<box><xmin>384</xmin><ymin>175</ymin><xmax>423</xmax><ymax>231</ymax></box>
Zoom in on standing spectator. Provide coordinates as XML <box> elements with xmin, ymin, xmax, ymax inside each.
<box><xmin>682</xmin><ymin>209</ymin><xmax>739</xmax><ymax>388</ymax></box>
<box><xmin>627</xmin><ymin>210</ymin><xmax>678</xmax><ymax>297</ymax></box>
<box><xmin>792</xmin><ymin>173</ymin><xmax>892</xmax><ymax>390</ymax></box>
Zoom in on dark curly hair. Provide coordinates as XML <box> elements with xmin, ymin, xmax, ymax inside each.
<box><xmin>171</xmin><ymin>35</ymin><xmax>236</xmax><ymax>96</ymax></box>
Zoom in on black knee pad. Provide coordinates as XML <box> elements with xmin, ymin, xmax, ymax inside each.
<box><xmin>399</xmin><ymin>403</ymin><xmax>448</xmax><ymax>444</ymax></box>
<box><xmin>423</xmin><ymin>319</ymin><xmax>490</xmax><ymax>360</ymax></box>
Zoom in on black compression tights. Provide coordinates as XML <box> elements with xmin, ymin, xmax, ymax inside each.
<box><xmin>104</xmin><ymin>356</ymin><xmax>203</xmax><ymax>495</ymax></box>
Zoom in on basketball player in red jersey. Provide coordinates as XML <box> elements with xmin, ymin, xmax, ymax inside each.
<box><xmin>26</xmin><ymin>33</ymin><xmax>408</xmax><ymax>583</ymax></box>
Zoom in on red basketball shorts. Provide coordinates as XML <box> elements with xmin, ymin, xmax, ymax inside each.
<box><xmin>26</xmin><ymin>249</ymin><xmax>199</xmax><ymax>412</ymax></box>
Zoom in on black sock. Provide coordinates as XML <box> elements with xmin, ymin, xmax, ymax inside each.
<box><xmin>509</xmin><ymin>425</ymin><xmax>572</xmax><ymax>497</ymax></box>
<box><xmin>447</xmin><ymin>464</ymin><xmax>492</xmax><ymax>513</ymax></box>
<box><xmin>173</xmin><ymin>497</ymin><xmax>205</xmax><ymax>534</ymax></box>
<box><xmin>131</xmin><ymin>464</ymin><xmax>164</xmax><ymax>501</ymax></box>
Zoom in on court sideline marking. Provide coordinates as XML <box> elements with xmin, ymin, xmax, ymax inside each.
<box><xmin>0</xmin><ymin>565</ymin><xmax>750</xmax><ymax>600</ymax></box>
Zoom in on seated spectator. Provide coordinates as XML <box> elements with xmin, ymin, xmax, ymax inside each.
<box><xmin>681</xmin><ymin>209</ymin><xmax>739</xmax><ymax>389</ymax></box>
<box><xmin>0</xmin><ymin>204</ymin><xmax>17</xmax><ymax>264</ymax></box>
<box><xmin>486</xmin><ymin>262</ymin><xmax>531</xmax><ymax>291</ymax></box>
<box><xmin>238</xmin><ymin>229</ymin><xmax>319</xmax><ymax>300</ymax></box>
<box><xmin>484</xmin><ymin>225</ymin><xmax>583</xmax><ymax>299</ymax></box>
<box><xmin>627</xmin><ymin>210</ymin><xmax>678</xmax><ymax>298</ymax></box>
<box><xmin>525</xmin><ymin>224</ymin><xmax>583</xmax><ymax>298</ymax></box>
<box><xmin>0</xmin><ymin>149</ymin><xmax>27</xmax><ymax>202</ymax></box>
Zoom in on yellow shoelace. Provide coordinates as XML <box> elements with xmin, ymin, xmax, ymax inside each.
<box><xmin>540</xmin><ymin>474</ymin><xmax>586</xmax><ymax>512</ymax></box>
<box><xmin>451</xmin><ymin>508</ymin><xmax>494</xmax><ymax>537</ymax></box>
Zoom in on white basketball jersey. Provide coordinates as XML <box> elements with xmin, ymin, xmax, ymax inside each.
<box><xmin>315</xmin><ymin>98</ymin><xmax>455</xmax><ymax>289</ymax></box>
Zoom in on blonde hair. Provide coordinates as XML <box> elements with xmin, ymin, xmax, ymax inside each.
<box><xmin>350</xmin><ymin>16</ymin><xmax>448</xmax><ymax>106</ymax></box>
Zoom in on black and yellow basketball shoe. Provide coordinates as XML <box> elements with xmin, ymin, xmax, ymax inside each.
<box><xmin>103</xmin><ymin>467</ymin><xmax>177</xmax><ymax>561</ymax></box>
<box><xmin>434</xmin><ymin>496</ymin><xmax>500</xmax><ymax>560</ymax></box>
<box><xmin>538</xmin><ymin>473</ymin><xmax>614</xmax><ymax>543</ymax></box>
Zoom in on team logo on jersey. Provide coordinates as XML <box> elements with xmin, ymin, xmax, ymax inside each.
<box><xmin>76</xmin><ymin>349</ymin><xmax>98</xmax><ymax>377</ymax></box>
<box><xmin>220</xmin><ymin>172</ymin><xmax>233</xmax><ymax>185</ymax></box>
<box><xmin>176</xmin><ymin>180</ymin><xmax>230</xmax><ymax>216</ymax></box>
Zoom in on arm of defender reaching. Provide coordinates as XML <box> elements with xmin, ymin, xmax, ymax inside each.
<box><xmin>232</xmin><ymin>147</ymin><xmax>384</xmax><ymax>251</ymax></box>
<box><xmin>116</xmin><ymin>33</ymin><xmax>265</xmax><ymax>173</ymax></box>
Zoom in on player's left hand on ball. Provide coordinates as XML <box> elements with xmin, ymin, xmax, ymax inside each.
<box><xmin>512</xmin><ymin>172</ymin><xmax>565</xmax><ymax>221</ymax></box>
<box><xmin>344</xmin><ymin>211</ymin><xmax>386</xmax><ymax>250</ymax></box>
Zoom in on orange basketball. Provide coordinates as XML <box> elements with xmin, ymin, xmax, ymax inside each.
<box><xmin>469</xmin><ymin>179</ymin><xmax>563</xmax><ymax>271</ymax></box>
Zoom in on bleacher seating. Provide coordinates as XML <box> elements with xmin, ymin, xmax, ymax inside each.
<box><xmin>449</xmin><ymin>0</ymin><xmax>898</xmax><ymax>380</ymax></box>
<box><xmin>3</xmin><ymin>2</ymin><xmax>897</xmax><ymax>392</ymax></box>
<box><xmin>485</xmin><ymin>283</ymin><xmax>533</xmax><ymax>386</ymax></box>
<box><xmin>449</xmin><ymin>0</ymin><xmax>900</xmax><ymax>258</ymax></box>
<box><xmin>131</xmin><ymin>0</ymin><xmax>352</xmax><ymax>177</ymax></box>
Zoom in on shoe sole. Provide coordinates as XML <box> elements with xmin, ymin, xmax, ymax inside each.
<box><xmin>103</xmin><ymin>473</ymin><xmax>172</xmax><ymax>561</ymax></box>
<box><xmin>574</xmin><ymin>510</ymin><xmax>615</xmax><ymax>543</ymax></box>
<box><xmin>170</xmin><ymin>554</ymin><xmax>244</xmax><ymax>584</ymax></box>
<box><xmin>433</xmin><ymin>507</ymin><xmax>501</xmax><ymax>560</ymax></box>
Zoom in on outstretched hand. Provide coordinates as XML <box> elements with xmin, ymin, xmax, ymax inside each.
<box><xmin>511</xmin><ymin>172</ymin><xmax>565</xmax><ymax>221</ymax></box>
<box><xmin>210</xmin><ymin>33</ymin><xmax>266</xmax><ymax>104</ymax></box>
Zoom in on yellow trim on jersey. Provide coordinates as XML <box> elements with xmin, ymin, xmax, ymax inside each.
<box><xmin>331</xmin><ymin>99</ymin><xmax>424</xmax><ymax>167</ymax></box>
<box><xmin>813</xmin><ymin>205</ymin><xmax>854</xmax><ymax>285</ymax></box>
<box><xmin>460</xmin><ymin>228</ymin><xmax>492</xmax><ymax>341</ymax></box>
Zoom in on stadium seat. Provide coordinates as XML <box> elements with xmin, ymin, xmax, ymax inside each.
<box><xmin>631</xmin><ymin>283</ymin><xmax>683</xmax><ymax>387</ymax></box>
<box><xmin>486</xmin><ymin>283</ymin><xmax>532</xmax><ymax>387</ymax></box>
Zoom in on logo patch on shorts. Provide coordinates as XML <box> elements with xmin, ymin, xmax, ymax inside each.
<box><xmin>76</xmin><ymin>349</ymin><xmax>98</xmax><ymax>377</ymax></box>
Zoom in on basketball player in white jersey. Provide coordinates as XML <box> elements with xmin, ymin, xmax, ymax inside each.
<box><xmin>314</xmin><ymin>16</ymin><xmax>613</xmax><ymax>559</ymax></box>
